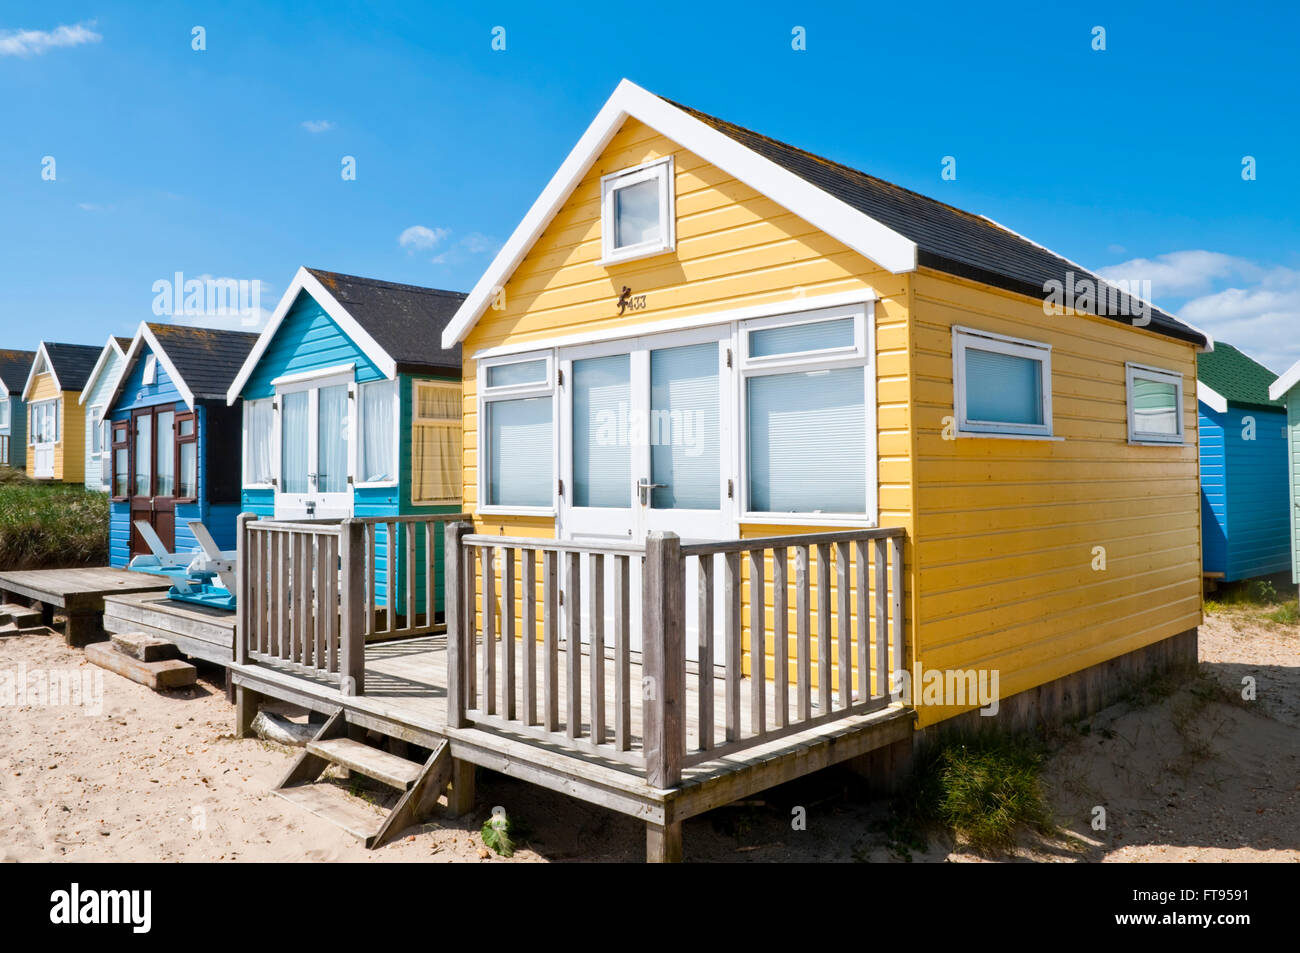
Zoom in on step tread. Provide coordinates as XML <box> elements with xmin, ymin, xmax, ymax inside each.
<box><xmin>273</xmin><ymin>784</ymin><xmax>385</xmax><ymax>842</ymax></box>
<box><xmin>306</xmin><ymin>737</ymin><xmax>423</xmax><ymax>790</ymax></box>
<box><xmin>110</xmin><ymin>632</ymin><xmax>181</xmax><ymax>661</ymax></box>
<box><xmin>85</xmin><ymin>642</ymin><xmax>196</xmax><ymax>690</ymax></box>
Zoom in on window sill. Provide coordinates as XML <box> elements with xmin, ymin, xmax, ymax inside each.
<box><xmin>597</xmin><ymin>243</ymin><xmax>675</xmax><ymax>268</ymax></box>
<box><xmin>956</xmin><ymin>431</ymin><xmax>1063</xmax><ymax>442</ymax></box>
<box><xmin>1128</xmin><ymin>438</ymin><xmax>1184</xmax><ymax>447</ymax></box>
<box><xmin>476</xmin><ymin>505</ymin><xmax>557</xmax><ymax>519</ymax></box>
<box><xmin>741</xmin><ymin>512</ymin><xmax>878</xmax><ymax>528</ymax></box>
<box><xmin>355</xmin><ymin>481</ymin><xmax>399</xmax><ymax>490</ymax></box>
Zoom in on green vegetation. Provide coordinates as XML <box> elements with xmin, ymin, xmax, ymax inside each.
<box><xmin>1203</xmin><ymin>573</ymin><xmax>1298</xmax><ymax>626</ymax></box>
<box><xmin>0</xmin><ymin>469</ymin><xmax>108</xmax><ymax>569</ymax></box>
<box><xmin>481</xmin><ymin>808</ymin><xmax>518</xmax><ymax>857</ymax></box>
<box><xmin>886</xmin><ymin>729</ymin><xmax>1053</xmax><ymax>856</ymax></box>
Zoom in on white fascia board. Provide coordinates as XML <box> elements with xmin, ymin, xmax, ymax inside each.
<box><xmin>107</xmin><ymin>322</ymin><xmax>196</xmax><ymax>411</ymax></box>
<box><xmin>442</xmin><ymin>78</ymin><xmax>918</xmax><ymax>349</ymax></box>
<box><xmin>78</xmin><ymin>335</ymin><xmax>128</xmax><ymax>405</ymax></box>
<box><xmin>1197</xmin><ymin>380</ymin><xmax>1228</xmax><ymax>414</ymax></box>
<box><xmin>225</xmin><ymin>266</ymin><xmax>397</xmax><ymax>404</ymax></box>
<box><xmin>1269</xmin><ymin>358</ymin><xmax>1300</xmax><ymax>402</ymax></box>
<box><xmin>21</xmin><ymin>343</ymin><xmax>58</xmax><ymax>402</ymax></box>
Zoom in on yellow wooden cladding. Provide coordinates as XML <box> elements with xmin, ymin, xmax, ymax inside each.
<box><xmin>24</xmin><ymin>374</ymin><xmax>86</xmax><ymax>483</ymax></box>
<box><xmin>456</xmin><ymin>114</ymin><xmax>1202</xmax><ymax>730</ymax></box>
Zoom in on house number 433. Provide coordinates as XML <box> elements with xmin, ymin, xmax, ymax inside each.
<box><xmin>617</xmin><ymin>286</ymin><xmax>647</xmax><ymax>315</ymax></box>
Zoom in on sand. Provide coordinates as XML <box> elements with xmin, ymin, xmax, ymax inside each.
<box><xmin>0</xmin><ymin>608</ymin><xmax>1295</xmax><ymax>863</ymax></box>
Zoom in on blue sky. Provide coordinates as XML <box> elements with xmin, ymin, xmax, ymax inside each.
<box><xmin>2</xmin><ymin>1</ymin><xmax>1297</xmax><ymax>368</ymax></box>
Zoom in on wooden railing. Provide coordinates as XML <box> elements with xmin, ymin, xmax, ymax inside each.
<box><xmin>236</xmin><ymin>512</ymin><xmax>468</xmax><ymax>695</ymax></box>
<box><xmin>445</xmin><ymin>523</ymin><xmax>908</xmax><ymax>787</ymax></box>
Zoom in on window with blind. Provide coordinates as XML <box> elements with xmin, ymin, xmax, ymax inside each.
<box><xmin>741</xmin><ymin>311</ymin><xmax>871</xmax><ymax>517</ymax></box>
<box><xmin>1126</xmin><ymin>364</ymin><xmax>1183</xmax><ymax>444</ymax></box>
<box><xmin>412</xmin><ymin>380</ymin><xmax>462</xmax><ymax>504</ymax></box>
<box><xmin>480</xmin><ymin>355</ymin><xmax>554</xmax><ymax>511</ymax></box>
<box><xmin>953</xmin><ymin>327</ymin><xmax>1053</xmax><ymax>437</ymax></box>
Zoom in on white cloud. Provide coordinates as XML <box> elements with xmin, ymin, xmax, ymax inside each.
<box><xmin>1096</xmin><ymin>250</ymin><xmax>1260</xmax><ymax>299</ymax></box>
<box><xmin>160</xmin><ymin>275</ymin><xmax>273</xmax><ymax>333</ymax></box>
<box><xmin>460</xmin><ymin>232</ymin><xmax>500</xmax><ymax>255</ymax></box>
<box><xmin>399</xmin><ymin>225</ymin><xmax>450</xmax><ymax>251</ymax></box>
<box><xmin>0</xmin><ymin>22</ymin><xmax>101</xmax><ymax>57</ymax></box>
<box><xmin>301</xmin><ymin>119</ymin><xmax>334</xmax><ymax>133</ymax></box>
<box><xmin>1179</xmin><ymin>266</ymin><xmax>1300</xmax><ymax>374</ymax></box>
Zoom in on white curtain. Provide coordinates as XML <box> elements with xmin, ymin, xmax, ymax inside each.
<box><xmin>245</xmin><ymin>399</ymin><xmax>273</xmax><ymax>484</ymax></box>
<box><xmin>281</xmin><ymin>392</ymin><xmax>309</xmax><ymax>493</ymax></box>
<box><xmin>360</xmin><ymin>379</ymin><xmax>397</xmax><ymax>483</ymax></box>
<box><xmin>316</xmin><ymin>385</ymin><xmax>349</xmax><ymax>493</ymax></box>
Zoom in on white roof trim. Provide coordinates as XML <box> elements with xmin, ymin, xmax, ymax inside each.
<box><xmin>225</xmin><ymin>266</ymin><xmax>398</xmax><ymax>404</ymax></box>
<box><xmin>1197</xmin><ymin>380</ymin><xmax>1228</xmax><ymax>414</ymax></box>
<box><xmin>108</xmin><ymin>322</ymin><xmax>198</xmax><ymax>411</ymax></box>
<box><xmin>78</xmin><ymin>335</ymin><xmax>129</xmax><ymax>406</ymax></box>
<box><xmin>441</xmin><ymin>79</ymin><xmax>918</xmax><ymax>349</ymax></box>
<box><xmin>1269</xmin><ymin>358</ymin><xmax>1300</xmax><ymax>402</ymax></box>
<box><xmin>21</xmin><ymin>343</ymin><xmax>60</xmax><ymax>402</ymax></box>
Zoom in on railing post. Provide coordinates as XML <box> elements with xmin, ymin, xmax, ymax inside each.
<box><xmin>338</xmin><ymin>518</ymin><xmax>366</xmax><ymax>696</ymax></box>
<box><xmin>235</xmin><ymin>512</ymin><xmax>255</xmax><ymax>666</ymax></box>
<box><xmin>643</xmin><ymin>531</ymin><xmax>684</xmax><ymax>789</ymax></box>
<box><xmin>445</xmin><ymin>520</ymin><xmax>473</xmax><ymax>728</ymax></box>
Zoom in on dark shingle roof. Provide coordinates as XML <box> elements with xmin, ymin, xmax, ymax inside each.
<box><xmin>306</xmin><ymin>268</ymin><xmax>465</xmax><ymax>373</ymax></box>
<box><xmin>42</xmin><ymin>343</ymin><xmax>104</xmax><ymax>392</ymax></box>
<box><xmin>0</xmin><ymin>349</ymin><xmax>36</xmax><ymax>395</ymax></box>
<box><xmin>148</xmin><ymin>324</ymin><xmax>261</xmax><ymax>399</ymax></box>
<box><xmin>669</xmin><ymin>101</ymin><xmax>1207</xmax><ymax>347</ymax></box>
<box><xmin>1198</xmin><ymin>342</ymin><xmax>1280</xmax><ymax>409</ymax></box>
<box><xmin>113</xmin><ymin>336</ymin><xmax>133</xmax><ymax>352</ymax></box>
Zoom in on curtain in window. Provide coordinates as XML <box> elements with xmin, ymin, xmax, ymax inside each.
<box><xmin>134</xmin><ymin>415</ymin><xmax>152</xmax><ymax>496</ymax></box>
<box><xmin>1132</xmin><ymin>378</ymin><xmax>1178</xmax><ymax>435</ymax></box>
<box><xmin>488</xmin><ymin>397</ymin><xmax>552</xmax><ymax>507</ymax></box>
<box><xmin>747</xmin><ymin>367</ymin><xmax>866</xmax><ymax>514</ymax></box>
<box><xmin>413</xmin><ymin>384</ymin><xmax>461</xmax><ymax>503</ymax></box>
<box><xmin>281</xmin><ymin>392</ymin><xmax>309</xmax><ymax>493</ymax></box>
<box><xmin>317</xmin><ymin>385</ymin><xmax>349</xmax><ymax>493</ymax></box>
<box><xmin>965</xmin><ymin>349</ymin><xmax>1043</xmax><ymax>425</ymax></box>
<box><xmin>155</xmin><ymin>411</ymin><xmax>175</xmax><ymax>497</ymax></box>
<box><xmin>573</xmin><ymin>355</ymin><xmax>630</xmax><ymax>507</ymax></box>
<box><xmin>245</xmin><ymin>400</ymin><xmax>273</xmax><ymax>485</ymax></box>
<box><xmin>360</xmin><ymin>379</ymin><xmax>397</xmax><ymax>483</ymax></box>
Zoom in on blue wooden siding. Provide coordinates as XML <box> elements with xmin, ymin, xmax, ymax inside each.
<box><xmin>238</xmin><ymin>291</ymin><xmax>385</xmax><ymax>401</ymax></box>
<box><xmin>1199</xmin><ymin>403</ymin><xmax>1290</xmax><ymax>581</ymax></box>
<box><xmin>108</xmin><ymin>346</ymin><xmax>239</xmax><ymax>566</ymax></box>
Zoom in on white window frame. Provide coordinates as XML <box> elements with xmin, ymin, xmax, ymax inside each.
<box><xmin>271</xmin><ymin>364</ymin><xmax>357</xmax><ymax>509</ymax></box>
<box><xmin>477</xmin><ymin>351</ymin><xmax>558</xmax><ymax>517</ymax></box>
<box><xmin>952</xmin><ymin>327</ymin><xmax>1054</xmax><ymax>439</ymax></box>
<box><xmin>354</xmin><ymin>378</ymin><xmax>401</xmax><ymax>489</ymax></box>
<box><xmin>599</xmin><ymin>156</ymin><xmax>675</xmax><ymax>266</ymax></box>
<box><xmin>0</xmin><ymin>399</ymin><xmax>9</xmax><ymax>430</ymax></box>
<box><xmin>143</xmin><ymin>354</ymin><xmax>157</xmax><ymax>386</ymax></box>
<box><xmin>87</xmin><ymin>405</ymin><xmax>106</xmax><ymax>487</ymax></box>
<box><xmin>1126</xmin><ymin>362</ymin><xmax>1184</xmax><ymax>445</ymax></box>
<box><xmin>30</xmin><ymin>398</ymin><xmax>59</xmax><ymax>446</ymax></box>
<box><xmin>411</xmin><ymin>379</ymin><xmax>462</xmax><ymax>506</ymax></box>
<box><xmin>737</xmin><ymin>304</ymin><xmax>878</xmax><ymax>526</ymax></box>
<box><xmin>242</xmin><ymin>397</ymin><xmax>275</xmax><ymax>488</ymax></box>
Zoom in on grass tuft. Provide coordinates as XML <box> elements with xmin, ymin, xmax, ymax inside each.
<box><xmin>888</xmin><ymin>729</ymin><xmax>1053</xmax><ymax>855</ymax></box>
<box><xmin>0</xmin><ymin>470</ymin><xmax>108</xmax><ymax>569</ymax></box>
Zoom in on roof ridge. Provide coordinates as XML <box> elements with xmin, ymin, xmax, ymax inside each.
<box><xmin>306</xmin><ymin>267</ymin><xmax>467</xmax><ymax>300</ymax></box>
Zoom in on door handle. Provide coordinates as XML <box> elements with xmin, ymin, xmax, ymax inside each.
<box><xmin>636</xmin><ymin>478</ymin><xmax>667</xmax><ymax>505</ymax></box>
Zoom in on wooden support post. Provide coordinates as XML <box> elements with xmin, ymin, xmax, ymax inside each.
<box><xmin>338</xmin><ymin>519</ymin><xmax>366</xmax><ymax>696</ymax></box>
<box><xmin>444</xmin><ymin>521</ymin><xmax>472</xmax><ymax>729</ymax></box>
<box><xmin>446</xmin><ymin>758</ymin><xmax>476</xmax><ymax>817</ymax></box>
<box><xmin>235</xmin><ymin>686</ymin><xmax>263</xmax><ymax>738</ymax></box>
<box><xmin>643</xmin><ymin>531</ymin><xmax>684</xmax><ymax>790</ymax></box>
<box><xmin>646</xmin><ymin>821</ymin><xmax>683</xmax><ymax>863</ymax></box>
<box><xmin>41</xmin><ymin>603</ymin><xmax>54</xmax><ymax>628</ymax></box>
<box><xmin>235</xmin><ymin>512</ymin><xmax>256</xmax><ymax>665</ymax></box>
<box><xmin>64</xmin><ymin>611</ymin><xmax>102</xmax><ymax>648</ymax></box>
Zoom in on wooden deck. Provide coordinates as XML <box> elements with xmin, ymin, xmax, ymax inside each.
<box><xmin>102</xmin><ymin>590</ymin><xmax>236</xmax><ymax>666</ymax></box>
<box><xmin>230</xmin><ymin>634</ymin><xmax>914</xmax><ymax>853</ymax></box>
<box><xmin>0</xmin><ymin>567</ymin><xmax>172</xmax><ymax>646</ymax></box>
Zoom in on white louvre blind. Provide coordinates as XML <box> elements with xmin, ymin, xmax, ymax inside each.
<box><xmin>964</xmin><ymin>348</ymin><xmax>1043</xmax><ymax>425</ymax></box>
<box><xmin>572</xmin><ymin>354</ymin><xmax>630</xmax><ymax>507</ymax></box>
<box><xmin>650</xmin><ymin>343</ymin><xmax>719</xmax><ymax>509</ymax></box>
<box><xmin>747</xmin><ymin>367</ymin><xmax>866</xmax><ymax>514</ymax></box>
<box><xmin>488</xmin><ymin>396</ymin><xmax>552</xmax><ymax>507</ymax></box>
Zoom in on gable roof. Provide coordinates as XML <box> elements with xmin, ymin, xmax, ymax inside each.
<box><xmin>1269</xmin><ymin>356</ymin><xmax>1300</xmax><ymax>403</ymax></box>
<box><xmin>1197</xmin><ymin>342</ymin><xmax>1280</xmax><ymax>411</ymax></box>
<box><xmin>21</xmin><ymin>341</ymin><xmax>103</xmax><ymax>400</ymax></box>
<box><xmin>112</xmin><ymin>322</ymin><xmax>260</xmax><ymax>410</ymax></box>
<box><xmin>226</xmin><ymin>266</ymin><xmax>466</xmax><ymax>403</ymax></box>
<box><xmin>0</xmin><ymin>349</ymin><xmax>36</xmax><ymax>396</ymax></box>
<box><xmin>442</xmin><ymin>79</ymin><xmax>1210</xmax><ymax>351</ymax></box>
<box><xmin>77</xmin><ymin>335</ymin><xmax>132</xmax><ymax>406</ymax></box>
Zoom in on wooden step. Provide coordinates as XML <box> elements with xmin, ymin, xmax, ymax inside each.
<box><xmin>272</xmin><ymin>784</ymin><xmax>386</xmax><ymax>844</ymax></box>
<box><xmin>110</xmin><ymin>632</ymin><xmax>180</xmax><ymax>662</ymax></box>
<box><xmin>0</xmin><ymin>604</ymin><xmax>42</xmax><ymax>629</ymax></box>
<box><xmin>306</xmin><ymin>737</ymin><xmax>423</xmax><ymax>791</ymax></box>
<box><xmin>85</xmin><ymin>642</ymin><xmax>197</xmax><ymax>690</ymax></box>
